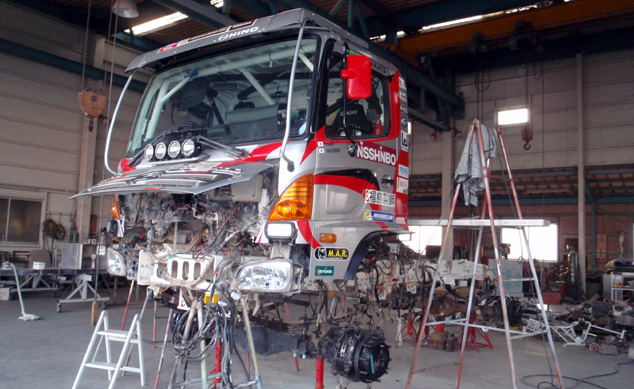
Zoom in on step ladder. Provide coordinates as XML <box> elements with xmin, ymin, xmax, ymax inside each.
<box><xmin>406</xmin><ymin>119</ymin><xmax>563</xmax><ymax>389</ymax></box>
<box><xmin>72</xmin><ymin>310</ymin><xmax>145</xmax><ymax>389</ymax></box>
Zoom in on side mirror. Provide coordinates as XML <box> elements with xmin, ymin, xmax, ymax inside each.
<box><xmin>341</xmin><ymin>55</ymin><xmax>372</xmax><ymax>100</ymax></box>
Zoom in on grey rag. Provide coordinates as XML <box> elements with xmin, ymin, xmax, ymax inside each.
<box><xmin>454</xmin><ymin>123</ymin><xmax>498</xmax><ymax>206</ymax></box>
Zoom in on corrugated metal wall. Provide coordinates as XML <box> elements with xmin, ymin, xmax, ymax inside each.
<box><xmin>411</xmin><ymin>49</ymin><xmax>634</xmax><ymax>175</ymax></box>
<box><xmin>0</xmin><ymin>2</ymin><xmax>141</xmax><ymax>250</ymax></box>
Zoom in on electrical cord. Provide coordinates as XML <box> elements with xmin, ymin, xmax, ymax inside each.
<box><xmin>520</xmin><ymin>361</ymin><xmax>633</xmax><ymax>389</ymax></box>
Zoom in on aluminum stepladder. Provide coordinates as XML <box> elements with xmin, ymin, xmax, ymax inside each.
<box><xmin>72</xmin><ymin>290</ymin><xmax>152</xmax><ymax>389</ymax></box>
<box><xmin>405</xmin><ymin>119</ymin><xmax>564</xmax><ymax>389</ymax></box>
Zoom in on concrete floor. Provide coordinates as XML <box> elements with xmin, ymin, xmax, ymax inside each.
<box><xmin>1</xmin><ymin>290</ymin><xmax>633</xmax><ymax>389</ymax></box>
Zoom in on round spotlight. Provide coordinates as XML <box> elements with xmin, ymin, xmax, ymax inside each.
<box><xmin>182</xmin><ymin>139</ymin><xmax>196</xmax><ymax>157</ymax></box>
<box><xmin>168</xmin><ymin>141</ymin><xmax>181</xmax><ymax>158</ymax></box>
<box><xmin>144</xmin><ymin>144</ymin><xmax>154</xmax><ymax>160</ymax></box>
<box><xmin>155</xmin><ymin>142</ymin><xmax>167</xmax><ymax>159</ymax></box>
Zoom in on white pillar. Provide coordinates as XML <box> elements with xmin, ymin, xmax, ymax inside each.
<box><xmin>576</xmin><ymin>53</ymin><xmax>587</xmax><ymax>295</ymax></box>
<box><xmin>76</xmin><ymin>117</ymin><xmax>98</xmax><ymax>241</ymax></box>
<box><xmin>441</xmin><ymin>120</ymin><xmax>455</xmax><ymax>261</ymax></box>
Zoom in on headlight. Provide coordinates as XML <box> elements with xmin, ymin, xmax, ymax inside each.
<box><xmin>155</xmin><ymin>142</ymin><xmax>167</xmax><ymax>159</ymax></box>
<box><xmin>182</xmin><ymin>139</ymin><xmax>196</xmax><ymax>157</ymax></box>
<box><xmin>144</xmin><ymin>144</ymin><xmax>154</xmax><ymax>160</ymax></box>
<box><xmin>237</xmin><ymin>260</ymin><xmax>293</xmax><ymax>292</ymax></box>
<box><xmin>168</xmin><ymin>140</ymin><xmax>181</xmax><ymax>158</ymax></box>
<box><xmin>265</xmin><ymin>222</ymin><xmax>296</xmax><ymax>241</ymax></box>
<box><xmin>107</xmin><ymin>248</ymin><xmax>127</xmax><ymax>277</ymax></box>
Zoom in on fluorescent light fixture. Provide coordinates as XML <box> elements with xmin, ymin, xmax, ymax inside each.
<box><xmin>497</xmin><ymin>108</ymin><xmax>529</xmax><ymax>126</ymax></box>
<box><xmin>210</xmin><ymin>0</ymin><xmax>224</xmax><ymax>7</ymax></box>
<box><xmin>407</xmin><ymin>120</ymin><xmax>412</xmax><ymax>135</ymax></box>
<box><xmin>422</xmin><ymin>15</ymin><xmax>483</xmax><ymax>31</ymax></box>
<box><xmin>126</xmin><ymin>12</ymin><xmax>188</xmax><ymax>36</ymax></box>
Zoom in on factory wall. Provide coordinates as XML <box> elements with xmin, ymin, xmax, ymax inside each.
<box><xmin>0</xmin><ymin>2</ymin><xmax>142</xmax><ymax>252</ymax></box>
<box><xmin>410</xmin><ymin>48</ymin><xmax>634</xmax><ymax>174</ymax></box>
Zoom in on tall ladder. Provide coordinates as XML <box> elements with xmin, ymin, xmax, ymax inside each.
<box><xmin>406</xmin><ymin>119</ymin><xmax>564</xmax><ymax>389</ymax></box>
<box><xmin>72</xmin><ymin>310</ymin><xmax>145</xmax><ymax>389</ymax></box>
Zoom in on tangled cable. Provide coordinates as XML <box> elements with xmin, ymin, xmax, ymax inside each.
<box><xmin>171</xmin><ymin>286</ymin><xmax>250</xmax><ymax>388</ymax></box>
<box><xmin>42</xmin><ymin>218</ymin><xmax>66</xmax><ymax>240</ymax></box>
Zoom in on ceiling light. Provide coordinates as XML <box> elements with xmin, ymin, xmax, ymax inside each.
<box><xmin>126</xmin><ymin>12</ymin><xmax>188</xmax><ymax>36</ymax></box>
<box><xmin>112</xmin><ymin>0</ymin><xmax>139</xmax><ymax>19</ymax></box>
<box><xmin>422</xmin><ymin>15</ymin><xmax>483</xmax><ymax>31</ymax></box>
<box><xmin>210</xmin><ymin>0</ymin><xmax>224</xmax><ymax>7</ymax></box>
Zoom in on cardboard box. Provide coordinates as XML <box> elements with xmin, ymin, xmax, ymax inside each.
<box><xmin>542</xmin><ymin>292</ymin><xmax>560</xmax><ymax>305</ymax></box>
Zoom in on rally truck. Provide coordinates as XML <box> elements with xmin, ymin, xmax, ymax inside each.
<box><xmin>75</xmin><ymin>8</ymin><xmax>415</xmax><ymax>385</ymax></box>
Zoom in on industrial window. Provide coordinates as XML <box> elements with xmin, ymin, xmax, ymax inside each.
<box><xmin>401</xmin><ymin>225</ymin><xmax>443</xmax><ymax>255</ymax></box>
<box><xmin>497</xmin><ymin>107</ymin><xmax>529</xmax><ymax>126</ymax></box>
<box><xmin>501</xmin><ymin>224</ymin><xmax>558</xmax><ymax>261</ymax></box>
<box><xmin>0</xmin><ymin>197</ymin><xmax>43</xmax><ymax>245</ymax></box>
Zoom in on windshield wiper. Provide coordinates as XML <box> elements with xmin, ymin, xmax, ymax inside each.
<box><xmin>197</xmin><ymin>136</ymin><xmax>249</xmax><ymax>159</ymax></box>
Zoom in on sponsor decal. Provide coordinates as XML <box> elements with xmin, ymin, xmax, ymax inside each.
<box><xmin>218</xmin><ymin>26</ymin><xmax>260</xmax><ymax>41</ymax></box>
<box><xmin>158</xmin><ymin>42</ymin><xmax>180</xmax><ymax>53</ymax></box>
<box><xmin>315</xmin><ymin>247</ymin><xmax>350</xmax><ymax>260</ymax></box>
<box><xmin>186</xmin><ymin>27</ymin><xmax>229</xmax><ymax>43</ymax></box>
<box><xmin>365</xmin><ymin>190</ymin><xmax>395</xmax><ymax>207</ymax></box>
<box><xmin>364</xmin><ymin>210</ymin><xmax>395</xmax><ymax>223</ymax></box>
<box><xmin>315</xmin><ymin>266</ymin><xmax>334</xmax><ymax>276</ymax></box>
<box><xmin>399</xmin><ymin>91</ymin><xmax>408</xmax><ymax>102</ymax></box>
<box><xmin>399</xmin><ymin>77</ymin><xmax>406</xmax><ymax>89</ymax></box>
<box><xmin>371</xmin><ymin>62</ymin><xmax>389</xmax><ymax>75</ymax></box>
<box><xmin>318</xmin><ymin>148</ymin><xmax>324</xmax><ymax>154</ymax></box>
<box><xmin>398</xmin><ymin>164</ymin><xmax>409</xmax><ymax>178</ymax></box>
<box><xmin>400</xmin><ymin>104</ymin><xmax>408</xmax><ymax>114</ymax></box>
<box><xmin>355</xmin><ymin>142</ymin><xmax>397</xmax><ymax>166</ymax></box>
<box><xmin>401</xmin><ymin>118</ymin><xmax>408</xmax><ymax>128</ymax></box>
<box><xmin>166</xmin><ymin>161</ymin><xmax>220</xmax><ymax>173</ymax></box>
<box><xmin>229</xmin><ymin>20</ymin><xmax>255</xmax><ymax>30</ymax></box>
<box><xmin>397</xmin><ymin>177</ymin><xmax>409</xmax><ymax>194</ymax></box>
<box><xmin>400</xmin><ymin>131</ymin><xmax>409</xmax><ymax>151</ymax></box>
<box><xmin>395</xmin><ymin>216</ymin><xmax>407</xmax><ymax>225</ymax></box>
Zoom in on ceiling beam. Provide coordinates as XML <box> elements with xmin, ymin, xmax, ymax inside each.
<box><xmin>152</xmin><ymin>0</ymin><xmax>236</xmax><ymax>28</ymax></box>
<box><xmin>440</xmin><ymin>26</ymin><xmax>634</xmax><ymax>73</ymax></box>
<box><xmin>230</xmin><ymin>0</ymin><xmax>272</xmax><ymax>18</ymax></box>
<box><xmin>360</xmin><ymin>0</ymin><xmax>540</xmax><ymax>37</ymax></box>
<box><xmin>398</xmin><ymin>0</ymin><xmax>634</xmax><ymax>54</ymax></box>
<box><xmin>358</xmin><ymin>0</ymin><xmax>398</xmax><ymax>24</ymax></box>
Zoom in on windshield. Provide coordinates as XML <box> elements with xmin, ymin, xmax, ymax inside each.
<box><xmin>126</xmin><ymin>38</ymin><xmax>317</xmax><ymax>156</ymax></box>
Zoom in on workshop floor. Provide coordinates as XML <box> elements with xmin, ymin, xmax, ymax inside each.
<box><xmin>1</xmin><ymin>291</ymin><xmax>632</xmax><ymax>389</ymax></box>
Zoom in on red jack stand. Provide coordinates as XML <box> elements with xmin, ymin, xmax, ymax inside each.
<box><xmin>460</xmin><ymin>315</ymin><xmax>493</xmax><ymax>351</ymax></box>
<box><xmin>315</xmin><ymin>357</ymin><xmax>325</xmax><ymax>389</ymax></box>
<box><xmin>400</xmin><ymin>310</ymin><xmax>419</xmax><ymax>343</ymax></box>
<box><xmin>211</xmin><ymin>340</ymin><xmax>222</xmax><ymax>388</ymax></box>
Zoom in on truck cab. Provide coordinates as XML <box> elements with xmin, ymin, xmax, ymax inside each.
<box><xmin>76</xmin><ymin>8</ymin><xmax>409</xmax><ymax>298</ymax></box>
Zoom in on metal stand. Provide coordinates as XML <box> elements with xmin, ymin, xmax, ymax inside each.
<box><xmin>406</xmin><ymin>119</ymin><xmax>564</xmax><ymax>389</ymax></box>
<box><xmin>57</xmin><ymin>273</ymin><xmax>109</xmax><ymax>312</ymax></box>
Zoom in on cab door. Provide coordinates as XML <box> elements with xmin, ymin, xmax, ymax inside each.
<box><xmin>308</xmin><ymin>43</ymin><xmax>405</xmax><ymax>280</ymax></box>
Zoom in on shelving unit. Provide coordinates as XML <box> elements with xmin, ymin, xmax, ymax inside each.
<box><xmin>608</xmin><ymin>272</ymin><xmax>634</xmax><ymax>301</ymax></box>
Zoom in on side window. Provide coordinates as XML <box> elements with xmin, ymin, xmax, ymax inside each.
<box><xmin>323</xmin><ymin>54</ymin><xmax>390</xmax><ymax>139</ymax></box>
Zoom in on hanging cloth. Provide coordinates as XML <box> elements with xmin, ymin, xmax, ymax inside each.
<box><xmin>454</xmin><ymin>123</ymin><xmax>498</xmax><ymax>206</ymax></box>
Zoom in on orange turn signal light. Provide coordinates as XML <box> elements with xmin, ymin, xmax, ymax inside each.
<box><xmin>319</xmin><ymin>233</ymin><xmax>337</xmax><ymax>243</ymax></box>
<box><xmin>111</xmin><ymin>196</ymin><xmax>120</xmax><ymax>220</ymax></box>
<box><xmin>268</xmin><ymin>174</ymin><xmax>313</xmax><ymax>221</ymax></box>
